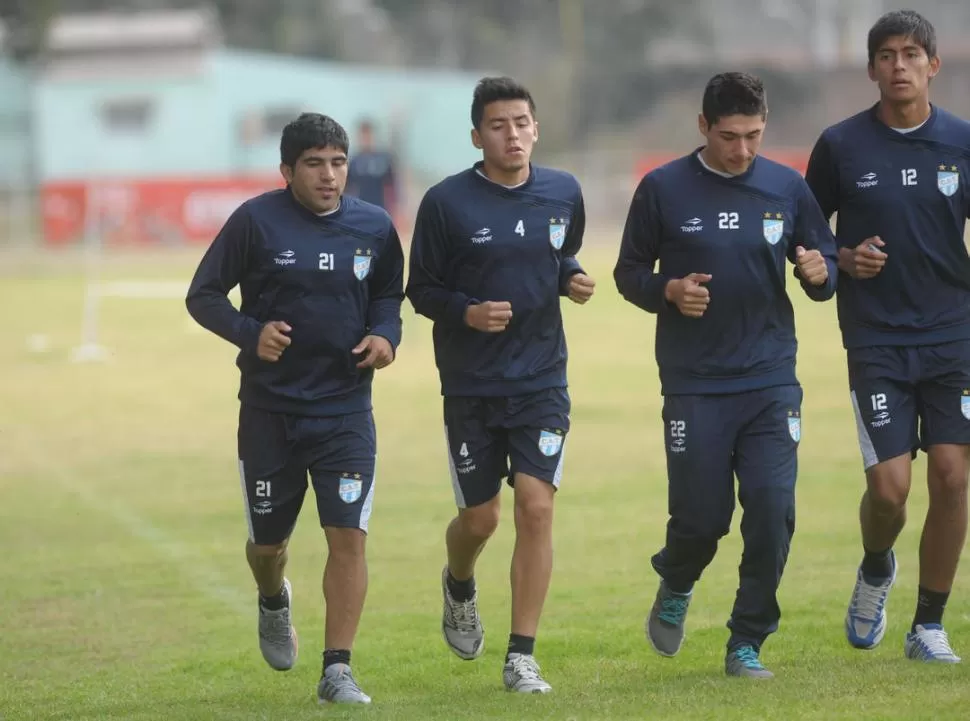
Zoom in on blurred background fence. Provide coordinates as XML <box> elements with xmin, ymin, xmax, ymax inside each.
<box><xmin>1</xmin><ymin>0</ymin><xmax>969</xmax><ymax>250</ymax></box>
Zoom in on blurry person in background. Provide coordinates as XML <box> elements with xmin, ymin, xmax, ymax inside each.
<box><xmin>347</xmin><ymin>118</ymin><xmax>399</xmax><ymax>219</ymax></box>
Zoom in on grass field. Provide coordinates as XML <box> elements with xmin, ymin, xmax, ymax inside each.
<box><xmin>2</xmin><ymin>241</ymin><xmax>969</xmax><ymax>721</ymax></box>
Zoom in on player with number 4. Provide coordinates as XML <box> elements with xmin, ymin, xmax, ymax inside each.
<box><xmin>406</xmin><ymin>76</ymin><xmax>593</xmax><ymax>694</ymax></box>
<box><xmin>614</xmin><ymin>72</ymin><xmax>838</xmax><ymax>679</ymax></box>
<box><xmin>805</xmin><ymin>10</ymin><xmax>970</xmax><ymax>663</ymax></box>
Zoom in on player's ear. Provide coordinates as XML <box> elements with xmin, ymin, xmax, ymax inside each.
<box><xmin>867</xmin><ymin>62</ymin><xmax>877</xmax><ymax>82</ymax></box>
<box><xmin>533</xmin><ymin>120</ymin><xmax>539</xmax><ymax>143</ymax></box>
<box><xmin>929</xmin><ymin>54</ymin><xmax>941</xmax><ymax>79</ymax></box>
<box><xmin>697</xmin><ymin>113</ymin><xmax>708</xmax><ymax>137</ymax></box>
<box><xmin>279</xmin><ymin>162</ymin><xmax>294</xmax><ymax>184</ymax></box>
<box><xmin>471</xmin><ymin>127</ymin><xmax>483</xmax><ymax>150</ymax></box>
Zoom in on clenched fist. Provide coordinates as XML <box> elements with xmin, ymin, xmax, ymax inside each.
<box><xmin>795</xmin><ymin>246</ymin><xmax>829</xmax><ymax>286</ymax></box>
<box><xmin>257</xmin><ymin>320</ymin><xmax>292</xmax><ymax>362</ymax></box>
<box><xmin>353</xmin><ymin>335</ymin><xmax>394</xmax><ymax>369</ymax></box>
<box><xmin>465</xmin><ymin>301</ymin><xmax>513</xmax><ymax>332</ymax></box>
<box><xmin>664</xmin><ymin>273</ymin><xmax>712</xmax><ymax>318</ymax></box>
<box><xmin>566</xmin><ymin>273</ymin><xmax>596</xmax><ymax>304</ymax></box>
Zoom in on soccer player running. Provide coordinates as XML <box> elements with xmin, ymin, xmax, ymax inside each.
<box><xmin>406</xmin><ymin>76</ymin><xmax>595</xmax><ymax>693</ymax></box>
<box><xmin>805</xmin><ymin>10</ymin><xmax>970</xmax><ymax>663</ymax></box>
<box><xmin>614</xmin><ymin>72</ymin><xmax>838</xmax><ymax>678</ymax></box>
<box><xmin>186</xmin><ymin>113</ymin><xmax>404</xmax><ymax>704</ymax></box>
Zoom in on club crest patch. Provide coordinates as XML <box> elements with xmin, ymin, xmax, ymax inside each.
<box><xmin>938</xmin><ymin>165</ymin><xmax>960</xmax><ymax>197</ymax></box>
<box><xmin>763</xmin><ymin>212</ymin><xmax>784</xmax><ymax>245</ymax></box>
<box><xmin>548</xmin><ymin>217</ymin><xmax>567</xmax><ymax>250</ymax></box>
<box><xmin>787</xmin><ymin>411</ymin><xmax>801</xmax><ymax>442</ymax></box>
<box><xmin>961</xmin><ymin>391</ymin><xmax>970</xmax><ymax>421</ymax></box>
<box><xmin>537</xmin><ymin>429</ymin><xmax>564</xmax><ymax>457</ymax></box>
<box><xmin>353</xmin><ymin>249</ymin><xmax>373</xmax><ymax>280</ymax></box>
<box><xmin>338</xmin><ymin>474</ymin><xmax>363</xmax><ymax>504</ymax></box>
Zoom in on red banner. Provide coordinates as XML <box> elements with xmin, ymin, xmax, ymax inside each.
<box><xmin>41</xmin><ymin>176</ymin><xmax>285</xmax><ymax>246</ymax></box>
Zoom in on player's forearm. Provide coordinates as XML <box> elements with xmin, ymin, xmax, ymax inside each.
<box><xmin>186</xmin><ymin>291</ymin><xmax>262</xmax><ymax>353</ymax></box>
<box><xmin>836</xmin><ymin>247</ymin><xmax>855</xmax><ymax>274</ymax></box>
<box><xmin>614</xmin><ymin>262</ymin><xmax>670</xmax><ymax>314</ymax></box>
<box><xmin>406</xmin><ymin>283</ymin><xmax>476</xmax><ymax>328</ymax></box>
<box><xmin>366</xmin><ymin>298</ymin><xmax>403</xmax><ymax>349</ymax></box>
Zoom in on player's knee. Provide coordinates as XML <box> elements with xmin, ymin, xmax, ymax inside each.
<box><xmin>513</xmin><ymin>492</ymin><xmax>554</xmax><ymax>532</ymax></box>
<box><xmin>927</xmin><ymin>448</ymin><xmax>970</xmax><ymax>502</ymax></box>
<box><xmin>458</xmin><ymin>500</ymin><xmax>501</xmax><ymax>540</ymax></box>
<box><xmin>866</xmin><ymin>461</ymin><xmax>911</xmax><ymax>513</ymax></box>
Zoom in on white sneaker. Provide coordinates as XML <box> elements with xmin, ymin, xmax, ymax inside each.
<box><xmin>845</xmin><ymin>552</ymin><xmax>896</xmax><ymax>649</ymax></box>
<box><xmin>317</xmin><ymin>663</ymin><xmax>372</xmax><ymax>704</ymax></box>
<box><xmin>503</xmin><ymin>653</ymin><xmax>552</xmax><ymax>694</ymax></box>
<box><xmin>441</xmin><ymin>566</ymin><xmax>484</xmax><ymax>660</ymax></box>
<box><xmin>905</xmin><ymin>624</ymin><xmax>962</xmax><ymax>663</ymax></box>
<box><xmin>258</xmin><ymin>578</ymin><xmax>298</xmax><ymax>671</ymax></box>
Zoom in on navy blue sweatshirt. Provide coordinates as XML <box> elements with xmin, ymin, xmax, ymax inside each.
<box><xmin>406</xmin><ymin>162</ymin><xmax>585</xmax><ymax>397</ymax></box>
<box><xmin>805</xmin><ymin>104</ymin><xmax>970</xmax><ymax>349</ymax></box>
<box><xmin>186</xmin><ymin>189</ymin><xmax>404</xmax><ymax>416</ymax></box>
<box><xmin>614</xmin><ymin>151</ymin><xmax>838</xmax><ymax>396</ymax></box>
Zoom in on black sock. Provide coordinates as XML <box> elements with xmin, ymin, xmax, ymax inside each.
<box><xmin>446</xmin><ymin>570</ymin><xmax>476</xmax><ymax>602</ymax></box>
<box><xmin>259</xmin><ymin>583</ymin><xmax>288</xmax><ymax>611</ymax></box>
<box><xmin>861</xmin><ymin>546</ymin><xmax>893</xmax><ymax>580</ymax></box>
<box><xmin>323</xmin><ymin>648</ymin><xmax>351</xmax><ymax>671</ymax></box>
<box><xmin>506</xmin><ymin>633</ymin><xmax>535</xmax><ymax>660</ymax></box>
<box><xmin>912</xmin><ymin>587</ymin><xmax>949</xmax><ymax>630</ymax></box>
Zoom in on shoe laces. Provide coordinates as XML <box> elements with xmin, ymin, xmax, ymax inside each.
<box><xmin>259</xmin><ymin>605</ymin><xmax>292</xmax><ymax>642</ymax></box>
<box><xmin>915</xmin><ymin>626</ymin><xmax>957</xmax><ymax>658</ymax></box>
<box><xmin>446</xmin><ymin>594</ymin><xmax>480</xmax><ymax>633</ymax></box>
<box><xmin>509</xmin><ymin>654</ymin><xmax>542</xmax><ymax>680</ymax></box>
<box><xmin>849</xmin><ymin>575</ymin><xmax>890</xmax><ymax>622</ymax></box>
<box><xmin>323</xmin><ymin>667</ymin><xmax>364</xmax><ymax>696</ymax></box>
<box><xmin>658</xmin><ymin>595</ymin><xmax>690</xmax><ymax>625</ymax></box>
<box><xmin>734</xmin><ymin>645</ymin><xmax>765</xmax><ymax>670</ymax></box>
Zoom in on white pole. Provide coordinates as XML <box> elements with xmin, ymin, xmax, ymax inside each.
<box><xmin>70</xmin><ymin>181</ymin><xmax>109</xmax><ymax>363</ymax></box>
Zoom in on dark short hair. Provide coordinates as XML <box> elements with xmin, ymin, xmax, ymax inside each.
<box><xmin>470</xmin><ymin>76</ymin><xmax>536</xmax><ymax>130</ymax></box>
<box><xmin>701</xmin><ymin>72</ymin><xmax>767</xmax><ymax>127</ymax></box>
<box><xmin>868</xmin><ymin>10</ymin><xmax>937</xmax><ymax>65</ymax></box>
<box><xmin>280</xmin><ymin>113</ymin><xmax>349</xmax><ymax>167</ymax></box>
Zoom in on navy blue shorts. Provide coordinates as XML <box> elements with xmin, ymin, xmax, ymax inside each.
<box><xmin>661</xmin><ymin>385</ymin><xmax>802</xmax><ymax>538</ymax></box>
<box><xmin>847</xmin><ymin>341</ymin><xmax>970</xmax><ymax>469</ymax></box>
<box><xmin>443</xmin><ymin>387</ymin><xmax>570</xmax><ymax>508</ymax></box>
<box><xmin>237</xmin><ymin>405</ymin><xmax>377</xmax><ymax>545</ymax></box>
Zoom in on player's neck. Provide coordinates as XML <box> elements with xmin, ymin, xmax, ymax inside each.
<box><xmin>877</xmin><ymin>97</ymin><xmax>931</xmax><ymax>129</ymax></box>
<box><xmin>698</xmin><ymin>147</ymin><xmax>739</xmax><ymax>177</ymax></box>
<box><xmin>480</xmin><ymin>159</ymin><xmax>530</xmax><ymax>187</ymax></box>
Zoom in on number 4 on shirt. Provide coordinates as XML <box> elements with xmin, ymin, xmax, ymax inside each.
<box><xmin>514</xmin><ymin>220</ymin><xmax>525</xmax><ymax>236</ymax></box>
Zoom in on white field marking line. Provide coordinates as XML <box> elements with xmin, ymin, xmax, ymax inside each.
<box><xmin>26</xmin><ymin>433</ymin><xmax>252</xmax><ymax>617</ymax></box>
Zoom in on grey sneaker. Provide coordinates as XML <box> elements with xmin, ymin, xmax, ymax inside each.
<box><xmin>441</xmin><ymin>566</ymin><xmax>484</xmax><ymax>660</ymax></box>
<box><xmin>905</xmin><ymin>624</ymin><xmax>962</xmax><ymax>663</ymax></box>
<box><xmin>503</xmin><ymin>653</ymin><xmax>552</xmax><ymax>694</ymax></box>
<box><xmin>845</xmin><ymin>551</ymin><xmax>896</xmax><ymax>649</ymax></box>
<box><xmin>317</xmin><ymin>663</ymin><xmax>372</xmax><ymax>704</ymax></box>
<box><xmin>646</xmin><ymin>580</ymin><xmax>691</xmax><ymax>657</ymax></box>
<box><xmin>258</xmin><ymin>578</ymin><xmax>298</xmax><ymax>671</ymax></box>
<box><xmin>725</xmin><ymin>645</ymin><xmax>774</xmax><ymax>679</ymax></box>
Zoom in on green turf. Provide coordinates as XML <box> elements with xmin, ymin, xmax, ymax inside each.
<box><xmin>1</xmin><ymin>244</ymin><xmax>967</xmax><ymax>720</ymax></box>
